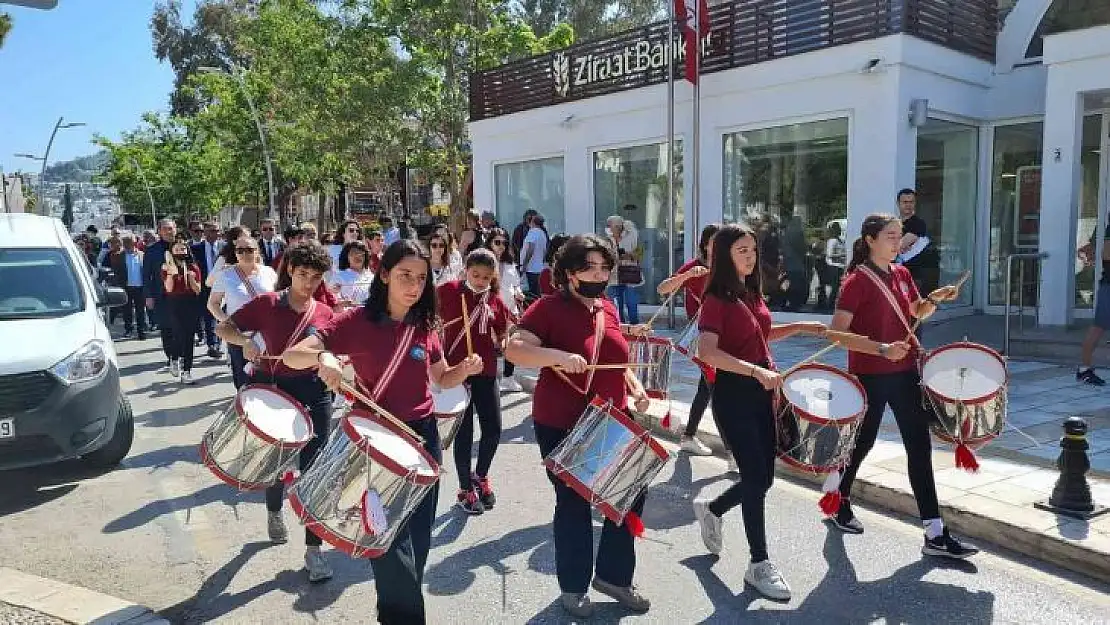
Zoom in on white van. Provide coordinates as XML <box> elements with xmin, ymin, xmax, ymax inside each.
<box><xmin>0</xmin><ymin>214</ymin><xmax>133</xmax><ymax>470</ymax></box>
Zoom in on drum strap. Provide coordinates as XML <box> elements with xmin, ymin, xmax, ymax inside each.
<box><xmin>235</xmin><ymin>265</ymin><xmax>260</xmax><ymax>300</ymax></box>
<box><xmin>356</xmin><ymin>324</ymin><xmax>417</xmax><ymax>402</ymax></box>
<box><xmin>263</xmin><ymin>294</ymin><xmax>317</xmax><ymax>375</ymax></box>
<box><xmin>446</xmin><ymin>289</ymin><xmax>492</xmax><ymax>356</ymax></box>
<box><xmin>737</xmin><ymin>297</ymin><xmax>776</xmax><ymax>371</ymax></box>
<box><xmin>856</xmin><ymin>265</ymin><xmax>922</xmax><ymax>351</ymax></box>
<box><xmin>552</xmin><ymin>306</ymin><xmax>605</xmax><ymax>397</ymax></box>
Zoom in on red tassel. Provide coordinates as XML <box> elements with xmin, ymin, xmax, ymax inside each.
<box><xmin>342</xmin><ymin>392</ymin><xmax>355</xmax><ymax>403</ymax></box>
<box><xmin>818</xmin><ymin>490</ymin><xmax>842</xmax><ymax>516</ymax></box>
<box><xmin>661</xmin><ymin>410</ymin><xmax>672</xmax><ymax>430</ymax></box>
<box><xmin>281</xmin><ymin>470</ymin><xmax>297</xmax><ymax>485</ymax></box>
<box><xmin>624</xmin><ymin>511</ymin><xmax>645</xmax><ymax>538</ymax></box>
<box><xmin>703</xmin><ymin>366</ymin><xmax>716</xmax><ymax>384</ymax></box>
<box><xmin>955</xmin><ymin>443</ymin><xmax>979</xmax><ymax>473</ymax></box>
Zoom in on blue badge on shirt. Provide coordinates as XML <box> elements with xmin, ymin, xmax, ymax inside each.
<box><xmin>410</xmin><ymin>345</ymin><xmax>426</xmax><ymax>362</ymax></box>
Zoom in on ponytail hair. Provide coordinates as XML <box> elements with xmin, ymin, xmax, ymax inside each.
<box><xmin>847</xmin><ymin>213</ymin><xmax>900</xmax><ymax>273</ymax></box>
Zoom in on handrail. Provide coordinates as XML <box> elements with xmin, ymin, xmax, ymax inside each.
<box><xmin>1003</xmin><ymin>251</ymin><xmax>1048</xmax><ymax>355</ymax></box>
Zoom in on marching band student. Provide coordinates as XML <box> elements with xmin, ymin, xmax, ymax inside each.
<box><xmin>284</xmin><ymin>239</ymin><xmax>482</xmax><ymax>625</ymax></box>
<box><xmin>437</xmin><ymin>249</ymin><xmax>511</xmax><ymax>514</ymax></box>
<box><xmin>215</xmin><ymin>243</ymin><xmax>336</xmax><ymax>582</ymax></box>
<box><xmin>828</xmin><ymin>213</ymin><xmax>978</xmax><ymax>559</ymax></box>
<box><xmin>489</xmin><ymin>227</ymin><xmax>526</xmax><ymax>393</ymax></box>
<box><xmin>506</xmin><ymin>234</ymin><xmax>653</xmax><ymax>618</ymax></box>
<box><xmin>658</xmin><ymin>223</ymin><xmax>720</xmax><ymax>458</ymax></box>
<box><xmin>690</xmin><ymin>224</ymin><xmax>825</xmax><ymax>601</ymax></box>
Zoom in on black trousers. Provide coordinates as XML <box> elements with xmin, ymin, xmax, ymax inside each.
<box><xmin>535</xmin><ymin>421</ymin><xmax>643</xmax><ymax>594</ymax></box>
<box><xmin>122</xmin><ymin>286</ymin><xmax>147</xmax><ymax>334</ymax></box>
<box><xmin>165</xmin><ymin>296</ymin><xmax>201</xmax><ymax>371</ymax></box>
<box><xmin>370</xmin><ymin>416</ymin><xmax>440</xmax><ymax>625</ymax></box>
<box><xmin>684</xmin><ymin>373</ymin><xmax>713</xmax><ymax>437</ymax></box>
<box><xmin>453</xmin><ymin>375</ymin><xmax>501</xmax><ymax>485</ymax></box>
<box><xmin>526</xmin><ymin>271</ymin><xmax>541</xmax><ymax>296</ymax></box>
<box><xmin>707</xmin><ymin>371</ymin><xmax>775</xmax><ymax>563</ymax></box>
<box><xmin>198</xmin><ymin>287</ymin><xmax>220</xmax><ymax>348</ymax></box>
<box><xmin>503</xmin><ymin>358</ymin><xmax>515</xmax><ymax>377</ymax></box>
<box><xmin>261</xmin><ymin>375</ymin><xmax>333</xmax><ymax>545</ymax></box>
<box><xmin>839</xmin><ymin>370</ymin><xmax>941</xmax><ymax>520</ymax></box>
<box><xmin>228</xmin><ymin>345</ymin><xmax>250</xmax><ymax>390</ymax></box>
<box><xmin>155</xmin><ymin>297</ymin><xmax>172</xmax><ymax>360</ymax></box>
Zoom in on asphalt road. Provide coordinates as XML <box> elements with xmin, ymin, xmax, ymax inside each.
<box><xmin>1</xmin><ymin>338</ymin><xmax>1110</xmax><ymax>624</ymax></box>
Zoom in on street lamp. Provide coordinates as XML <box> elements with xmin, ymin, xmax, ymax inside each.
<box><xmin>198</xmin><ymin>65</ymin><xmax>276</xmax><ymax>222</ymax></box>
<box><xmin>18</xmin><ymin>117</ymin><xmax>86</xmax><ymax>215</ymax></box>
<box><xmin>129</xmin><ymin>157</ymin><xmax>158</xmax><ymax>227</ymax></box>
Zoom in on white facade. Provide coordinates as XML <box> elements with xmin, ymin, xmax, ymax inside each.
<box><xmin>470</xmin><ymin>1</ymin><xmax>1110</xmax><ymax>326</ymax></box>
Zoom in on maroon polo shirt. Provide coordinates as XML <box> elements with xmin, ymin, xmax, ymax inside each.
<box><xmin>437</xmin><ymin>280</ymin><xmax>509</xmax><ymax>377</ymax></box>
<box><xmin>315</xmin><ymin>308</ymin><xmax>443</xmax><ymax>422</ymax></box>
<box><xmin>837</xmin><ymin>263</ymin><xmax>921</xmax><ymax>375</ymax></box>
<box><xmin>518</xmin><ymin>294</ymin><xmax>629</xmax><ymax>430</ymax></box>
<box><xmin>699</xmin><ymin>292</ymin><xmax>773</xmax><ymax>367</ymax></box>
<box><xmin>162</xmin><ymin>266</ymin><xmax>201</xmax><ymax>297</ymax></box>
<box><xmin>676</xmin><ymin>258</ymin><xmax>708</xmax><ymax>318</ymax></box>
<box><xmin>539</xmin><ymin>267</ymin><xmax>555</xmax><ymax>295</ymax></box>
<box><xmin>231</xmin><ymin>291</ymin><xmax>334</xmax><ymax>377</ymax></box>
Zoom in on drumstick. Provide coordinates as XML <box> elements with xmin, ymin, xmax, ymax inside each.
<box><xmin>643</xmin><ymin>289</ymin><xmax>679</xmax><ymax>329</ymax></box>
<box><xmin>339</xmin><ymin>381</ymin><xmax>424</xmax><ymax>443</ymax></box>
<box><xmin>782</xmin><ymin>342</ymin><xmax>842</xmax><ymax>377</ymax></box>
<box><xmin>461</xmin><ymin>293</ymin><xmax>474</xmax><ymax>358</ymax></box>
<box><xmin>553</xmin><ymin>363</ymin><xmax>656</xmax><ymax>371</ymax></box>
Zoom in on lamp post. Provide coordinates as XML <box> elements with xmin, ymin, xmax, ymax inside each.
<box><xmin>129</xmin><ymin>157</ymin><xmax>158</xmax><ymax>227</ymax></box>
<box><xmin>14</xmin><ymin>152</ymin><xmax>45</xmax><ymax>214</ymax></box>
<box><xmin>16</xmin><ymin>117</ymin><xmax>86</xmax><ymax>215</ymax></box>
<box><xmin>199</xmin><ymin>65</ymin><xmax>276</xmax><ymax>223</ymax></box>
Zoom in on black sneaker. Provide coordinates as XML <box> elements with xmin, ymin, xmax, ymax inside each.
<box><xmin>122</xmin><ymin>330</ymin><xmax>134</xmax><ymax>339</ymax></box>
<box><xmin>473</xmin><ymin>473</ymin><xmax>496</xmax><ymax>509</ymax></box>
<box><xmin>830</xmin><ymin>501</ymin><xmax>864</xmax><ymax>534</ymax></box>
<box><xmin>1077</xmin><ymin>368</ymin><xmax>1106</xmax><ymax>386</ymax></box>
<box><xmin>922</xmin><ymin>528</ymin><xmax>979</xmax><ymax>559</ymax></box>
<box><xmin>456</xmin><ymin>489</ymin><xmax>484</xmax><ymax>515</ymax></box>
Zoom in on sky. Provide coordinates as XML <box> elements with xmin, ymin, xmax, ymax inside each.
<box><xmin>0</xmin><ymin>0</ymin><xmax>197</xmax><ymax>175</ymax></box>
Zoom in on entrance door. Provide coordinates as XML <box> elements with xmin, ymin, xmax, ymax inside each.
<box><xmin>1073</xmin><ymin>113</ymin><xmax>1109</xmax><ymax>318</ymax></box>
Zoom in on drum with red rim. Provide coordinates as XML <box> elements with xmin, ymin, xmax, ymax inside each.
<box><xmin>674</xmin><ymin>315</ymin><xmax>714</xmax><ymax>381</ymax></box>
<box><xmin>432</xmin><ymin>383</ymin><xmax>470</xmax><ymax>449</ymax></box>
<box><xmin>775</xmin><ymin>363</ymin><xmax>867</xmax><ymax>473</ymax></box>
<box><xmin>624</xmin><ymin>334</ymin><xmax>672</xmax><ymax>400</ymax></box>
<box><xmin>288</xmin><ymin>410</ymin><xmax>440</xmax><ymax>558</ymax></box>
<box><xmin>921</xmin><ymin>342</ymin><xmax>1008</xmax><ymax>447</ymax></box>
<box><xmin>200</xmin><ymin>384</ymin><xmax>314</xmax><ymax>491</ymax></box>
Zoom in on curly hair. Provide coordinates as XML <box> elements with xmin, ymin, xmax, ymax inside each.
<box><xmin>339</xmin><ymin>240</ymin><xmax>370</xmax><ymax>271</ymax></box>
<box><xmin>552</xmin><ymin>234</ymin><xmax>616</xmax><ymax>292</ymax></box>
<box><xmin>275</xmin><ymin>242</ymin><xmax>333</xmax><ymax>291</ymax></box>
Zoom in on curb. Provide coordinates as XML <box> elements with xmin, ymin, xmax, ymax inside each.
<box><xmin>513</xmin><ymin>370</ymin><xmax>1110</xmax><ymax>586</ymax></box>
<box><xmin>0</xmin><ymin>568</ymin><xmax>168</xmax><ymax>625</ymax></box>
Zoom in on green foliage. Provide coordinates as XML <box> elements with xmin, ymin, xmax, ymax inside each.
<box><xmin>0</xmin><ymin>13</ymin><xmax>12</xmax><ymax>48</ymax></box>
<box><xmin>43</xmin><ymin>152</ymin><xmax>109</xmax><ymax>183</ymax></box>
<box><xmin>513</xmin><ymin>0</ymin><xmax>663</xmax><ymax>42</ymax></box>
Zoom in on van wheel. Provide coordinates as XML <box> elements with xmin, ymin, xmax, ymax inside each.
<box><xmin>84</xmin><ymin>396</ymin><xmax>135</xmax><ymax>468</ymax></box>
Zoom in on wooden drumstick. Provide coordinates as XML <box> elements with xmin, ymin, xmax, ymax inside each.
<box><xmin>339</xmin><ymin>381</ymin><xmax>424</xmax><ymax>443</ymax></box>
<box><xmin>782</xmin><ymin>342</ymin><xmax>842</xmax><ymax>377</ymax></box>
<box><xmin>461</xmin><ymin>293</ymin><xmax>474</xmax><ymax>358</ymax></box>
<box><xmin>554</xmin><ymin>363</ymin><xmax>655</xmax><ymax>372</ymax></box>
<box><xmin>643</xmin><ymin>289</ymin><xmax>679</xmax><ymax>329</ymax></box>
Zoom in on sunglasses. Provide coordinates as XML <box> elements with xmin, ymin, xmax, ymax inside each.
<box><xmin>346</xmin><ymin>228</ymin><xmax>360</xmax><ymax>233</ymax></box>
<box><xmin>491</xmin><ymin>239</ymin><xmax>507</xmax><ymax>245</ymax></box>
<box><xmin>235</xmin><ymin>247</ymin><xmax>258</xmax><ymax>254</ymax></box>
<box><xmin>261</xmin><ymin>227</ymin><xmax>274</xmax><ymax>231</ymax></box>
<box><xmin>430</xmin><ymin>243</ymin><xmax>445</xmax><ymax>248</ymax></box>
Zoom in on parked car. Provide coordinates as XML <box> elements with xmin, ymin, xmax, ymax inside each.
<box><xmin>0</xmin><ymin>213</ymin><xmax>133</xmax><ymax>470</ymax></box>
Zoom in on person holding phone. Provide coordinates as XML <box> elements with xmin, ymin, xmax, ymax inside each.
<box><xmin>162</xmin><ymin>238</ymin><xmax>203</xmax><ymax>384</ymax></box>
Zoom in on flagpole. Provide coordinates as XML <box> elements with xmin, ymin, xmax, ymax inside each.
<box><xmin>692</xmin><ymin>0</ymin><xmax>701</xmax><ymax>240</ymax></box>
<box><xmin>666</xmin><ymin>0</ymin><xmax>676</xmax><ymax>329</ymax></box>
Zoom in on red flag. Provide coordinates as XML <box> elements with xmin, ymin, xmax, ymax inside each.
<box><xmin>674</xmin><ymin>0</ymin><xmax>710</xmax><ymax>84</ymax></box>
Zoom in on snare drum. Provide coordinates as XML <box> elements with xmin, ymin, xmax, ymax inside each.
<box><xmin>200</xmin><ymin>385</ymin><xmax>314</xmax><ymax>491</ymax></box>
<box><xmin>288</xmin><ymin>411</ymin><xmax>440</xmax><ymax>558</ymax></box>
<box><xmin>432</xmin><ymin>383</ymin><xmax>470</xmax><ymax>449</ymax></box>
<box><xmin>624</xmin><ymin>334</ymin><xmax>672</xmax><ymax>399</ymax></box>
<box><xmin>544</xmin><ymin>397</ymin><xmax>670</xmax><ymax>525</ymax></box>
<box><xmin>674</xmin><ymin>316</ymin><xmax>714</xmax><ymax>381</ymax></box>
<box><xmin>921</xmin><ymin>342</ymin><xmax>1008</xmax><ymax>447</ymax></box>
<box><xmin>775</xmin><ymin>364</ymin><xmax>866</xmax><ymax>473</ymax></box>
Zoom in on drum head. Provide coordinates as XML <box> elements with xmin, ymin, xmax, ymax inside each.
<box><xmin>782</xmin><ymin>365</ymin><xmax>865</xmax><ymax>423</ymax></box>
<box><xmin>432</xmin><ymin>384</ymin><xmax>469</xmax><ymax>414</ymax></box>
<box><xmin>239</xmin><ymin>386</ymin><xmax>312</xmax><ymax>444</ymax></box>
<box><xmin>922</xmin><ymin>344</ymin><xmax>1007</xmax><ymax>402</ymax></box>
<box><xmin>346</xmin><ymin>415</ymin><xmax>438</xmax><ymax>480</ymax></box>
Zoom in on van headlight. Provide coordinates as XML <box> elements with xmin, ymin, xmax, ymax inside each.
<box><xmin>50</xmin><ymin>340</ymin><xmax>110</xmax><ymax>385</ymax></box>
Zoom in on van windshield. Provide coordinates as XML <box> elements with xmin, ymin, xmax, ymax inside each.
<box><xmin>0</xmin><ymin>249</ymin><xmax>84</xmax><ymax>319</ymax></box>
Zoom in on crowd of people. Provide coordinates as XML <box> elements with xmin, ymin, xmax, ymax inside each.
<box><xmin>88</xmin><ymin>202</ymin><xmax>981</xmax><ymax>623</ymax></box>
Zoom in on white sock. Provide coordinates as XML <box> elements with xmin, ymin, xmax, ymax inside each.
<box><xmin>923</xmin><ymin>518</ymin><xmax>944</xmax><ymax>539</ymax></box>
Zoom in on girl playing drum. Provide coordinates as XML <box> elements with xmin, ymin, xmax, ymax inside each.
<box><xmin>690</xmin><ymin>224</ymin><xmax>825</xmax><ymax>601</ymax></box>
<box><xmin>283</xmin><ymin>239</ymin><xmax>481</xmax><ymax>625</ymax></box>
<box><xmin>506</xmin><ymin>234</ymin><xmax>652</xmax><ymax>619</ymax></box>
<box><xmin>827</xmin><ymin>213</ymin><xmax>978</xmax><ymax>560</ymax></box>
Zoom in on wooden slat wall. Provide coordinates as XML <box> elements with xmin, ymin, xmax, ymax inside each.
<box><xmin>470</xmin><ymin>0</ymin><xmax>998</xmax><ymax>121</ymax></box>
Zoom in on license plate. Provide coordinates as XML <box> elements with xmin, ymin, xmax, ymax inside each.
<box><xmin>0</xmin><ymin>418</ymin><xmax>12</xmax><ymax>439</ymax></box>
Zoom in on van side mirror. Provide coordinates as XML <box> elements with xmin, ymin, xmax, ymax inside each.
<box><xmin>100</xmin><ymin>287</ymin><xmax>129</xmax><ymax>308</ymax></box>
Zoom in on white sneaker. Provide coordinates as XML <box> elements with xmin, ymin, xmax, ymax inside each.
<box><xmin>267</xmin><ymin>511</ymin><xmax>288</xmax><ymax>544</ymax></box>
<box><xmin>744</xmin><ymin>560</ymin><xmax>792</xmax><ymax>600</ymax></box>
<box><xmin>680</xmin><ymin>436</ymin><xmax>713</xmax><ymax>456</ymax></box>
<box><xmin>304</xmin><ymin>546</ymin><xmax>333</xmax><ymax>583</ymax></box>
<box><xmin>727</xmin><ymin>456</ymin><xmax>739</xmax><ymax>474</ymax></box>
<box><xmin>499</xmin><ymin>377</ymin><xmax>523</xmax><ymax>394</ymax></box>
<box><xmin>169</xmin><ymin>359</ymin><xmax>181</xmax><ymax>378</ymax></box>
<box><xmin>693</xmin><ymin>499</ymin><xmax>723</xmax><ymax>555</ymax></box>
<box><xmin>180</xmin><ymin>370</ymin><xmax>195</xmax><ymax>385</ymax></box>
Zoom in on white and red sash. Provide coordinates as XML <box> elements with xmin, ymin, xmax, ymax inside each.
<box><xmin>355</xmin><ymin>323</ymin><xmax>417</xmax><ymax>403</ymax></box>
<box><xmin>856</xmin><ymin>264</ymin><xmax>921</xmax><ymax>351</ymax></box>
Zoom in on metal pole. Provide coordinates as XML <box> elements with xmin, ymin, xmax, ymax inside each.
<box><xmin>1</xmin><ymin>166</ymin><xmax>8</xmax><ymax>213</ymax></box>
<box><xmin>38</xmin><ymin>116</ymin><xmax>64</xmax><ymax>216</ymax></box>
<box><xmin>130</xmin><ymin>158</ymin><xmax>157</xmax><ymax>226</ymax></box>
<box><xmin>666</xmin><ymin>0</ymin><xmax>676</xmax><ymax>329</ymax></box>
<box><xmin>692</xmin><ymin>0</ymin><xmax>701</xmax><ymax>237</ymax></box>
<box><xmin>232</xmin><ymin>70</ymin><xmax>276</xmax><ymax>223</ymax></box>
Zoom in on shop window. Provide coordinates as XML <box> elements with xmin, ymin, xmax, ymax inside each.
<box><xmin>988</xmin><ymin>122</ymin><xmax>1043</xmax><ymax>307</ymax></box>
<box><xmin>494</xmin><ymin>157</ymin><xmax>566</xmax><ymax>236</ymax></box>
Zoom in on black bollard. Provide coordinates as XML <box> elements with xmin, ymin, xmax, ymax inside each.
<box><xmin>1034</xmin><ymin>417</ymin><xmax>1109</xmax><ymax>520</ymax></box>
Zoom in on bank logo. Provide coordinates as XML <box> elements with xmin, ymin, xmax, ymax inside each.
<box><xmin>553</xmin><ymin>52</ymin><xmax>570</xmax><ymax>97</ymax></box>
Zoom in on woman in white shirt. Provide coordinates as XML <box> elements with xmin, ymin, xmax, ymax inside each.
<box><xmin>328</xmin><ymin>220</ymin><xmax>363</xmax><ymax>268</ymax></box>
<box><xmin>327</xmin><ymin>240</ymin><xmax>374</xmax><ymax>307</ymax></box>
<box><xmin>206</xmin><ymin>226</ymin><xmax>246</xmax><ymax>288</ymax></box>
<box><xmin>823</xmin><ymin>221</ymin><xmax>847</xmax><ymax>311</ymax></box>
<box><xmin>488</xmin><ymin>228</ymin><xmax>525</xmax><ymax>393</ymax></box>
<box><xmin>207</xmin><ymin>235</ymin><xmax>278</xmax><ymax>388</ymax></box>
<box><xmin>429</xmin><ymin>231</ymin><xmax>462</xmax><ymax>286</ymax></box>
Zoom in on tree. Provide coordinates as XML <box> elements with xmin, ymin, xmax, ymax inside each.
<box><xmin>61</xmin><ymin>184</ymin><xmax>74</xmax><ymax>228</ymax></box>
<box><xmin>513</xmin><ymin>0</ymin><xmax>663</xmax><ymax>41</ymax></box>
<box><xmin>1</xmin><ymin>13</ymin><xmax>12</xmax><ymax>48</ymax></box>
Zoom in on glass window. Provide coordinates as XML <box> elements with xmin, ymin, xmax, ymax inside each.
<box><xmin>988</xmin><ymin>122</ymin><xmax>1043</xmax><ymax>307</ymax></box>
<box><xmin>1073</xmin><ymin>115</ymin><xmax>1103</xmax><ymax>309</ymax></box>
<box><xmin>0</xmin><ymin>248</ymin><xmax>84</xmax><ymax>319</ymax></box>
<box><xmin>592</xmin><ymin>141</ymin><xmax>684</xmax><ymax>307</ymax></box>
<box><xmin>494</xmin><ymin>157</ymin><xmax>566</xmax><ymax>235</ymax></box>
<box><xmin>1026</xmin><ymin>0</ymin><xmax>1110</xmax><ymax>58</ymax></box>
<box><xmin>723</xmin><ymin>118</ymin><xmax>849</xmax><ymax>312</ymax></box>
<box><xmin>914</xmin><ymin>119</ymin><xmax>978</xmax><ymax>306</ymax></box>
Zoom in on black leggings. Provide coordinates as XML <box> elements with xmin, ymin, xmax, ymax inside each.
<box><xmin>454</xmin><ymin>375</ymin><xmax>501</xmax><ymax>486</ymax></box>
<box><xmin>684</xmin><ymin>373</ymin><xmax>712</xmax><ymax>437</ymax></box>
<box><xmin>839</xmin><ymin>370</ymin><xmax>940</xmax><ymax>520</ymax></box>
<box><xmin>706</xmin><ymin>370</ymin><xmax>775</xmax><ymax>563</ymax></box>
<box><xmin>262</xmin><ymin>374</ymin><xmax>333</xmax><ymax>546</ymax></box>
<box><xmin>165</xmin><ymin>295</ymin><xmax>201</xmax><ymax>371</ymax></box>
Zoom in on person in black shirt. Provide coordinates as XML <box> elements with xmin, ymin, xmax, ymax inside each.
<box><xmin>897</xmin><ymin>188</ymin><xmax>940</xmax><ymax>295</ymax></box>
<box><xmin>1078</xmin><ymin>223</ymin><xmax>1110</xmax><ymax>385</ymax></box>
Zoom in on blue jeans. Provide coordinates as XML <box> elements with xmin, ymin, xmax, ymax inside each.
<box><xmin>228</xmin><ymin>345</ymin><xmax>250</xmax><ymax>390</ymax></box>
<box><xmin>606</xmin><ymin>285</ymin><xmax>640</xmax><ymax>324</ymax></box>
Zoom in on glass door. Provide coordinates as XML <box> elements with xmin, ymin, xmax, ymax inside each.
<box><xmin>1073</xmin><ymin>113</ymin><xmax>1108</xmax><ymax>317</ymax></box>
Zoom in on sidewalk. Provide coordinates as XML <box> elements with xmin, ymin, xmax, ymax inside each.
<box><xmin>512</xmin><ymin>326</ymin><xmax>1110</xmax><ymax>584</ymax></box>
<box><xmin>0</xmin><ymin>568</ymin><xmax>168</xmax><ymax>625</ymax></box>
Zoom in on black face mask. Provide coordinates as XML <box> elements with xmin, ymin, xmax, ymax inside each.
<box><xmin>575</xmin><ymin>279</ymin><xmax>608</xmax><ymax>299</ymax></box>
<box><xmin>174</xmin><ymin>254</ymin><xmax>191</xmax><ymax>262</ymax></box>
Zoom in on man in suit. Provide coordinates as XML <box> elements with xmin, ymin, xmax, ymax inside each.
<box><xmin>191</xmin><ymin>221</ymin><xmax>224</xmax><ymax>358</ymax></box>
<box><xmin>259</xmin><ymin>217</ymin><xmax>284</xmax><ymax>266</ymax></box>
<box><xmin>143</xmin><ymin>218</ymin><xmax>178</xmax><ymax>368</ymax></box>
<box><xmin>111</xmin><ymin>232</ymin><xmax>147</xmax><ymax>339</ymax></box>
